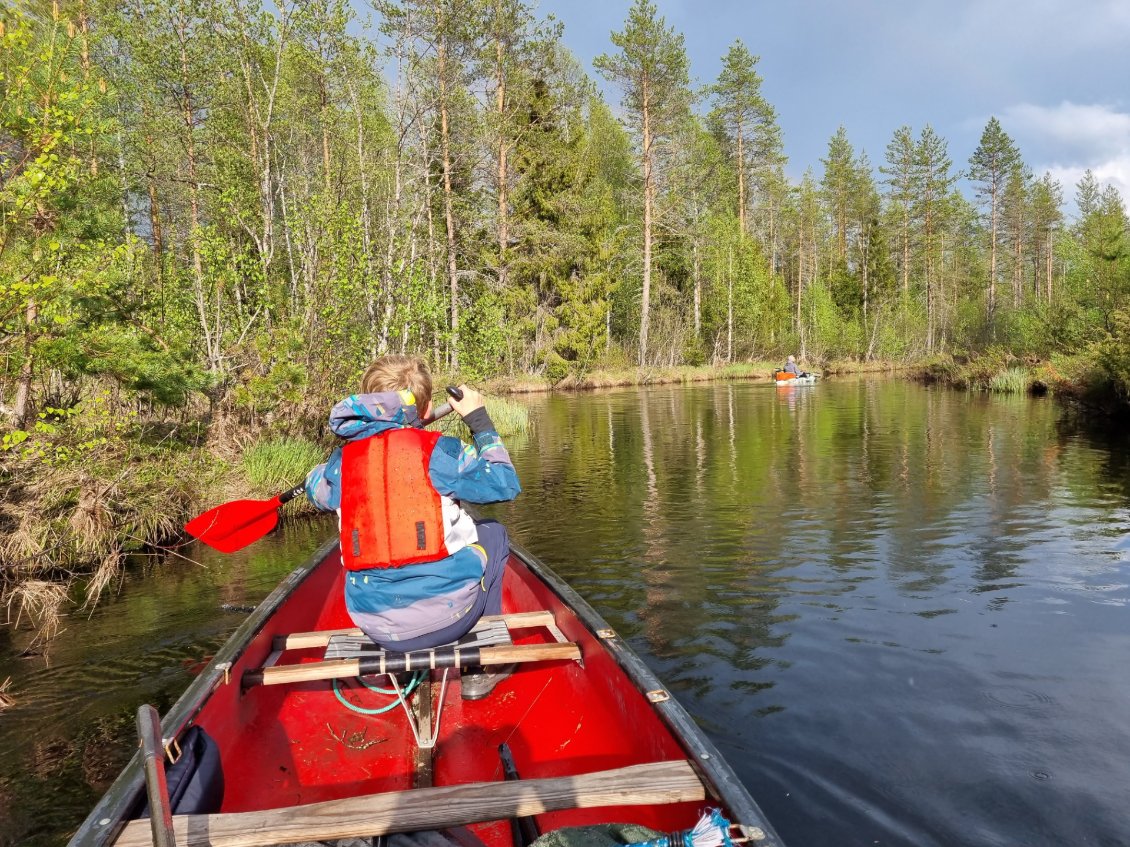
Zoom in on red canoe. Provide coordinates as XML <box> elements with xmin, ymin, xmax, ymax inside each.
<box><xmin>68</xmin><ymin>537</ymin><xmax>785</xmax><ymax>847</ymax></box>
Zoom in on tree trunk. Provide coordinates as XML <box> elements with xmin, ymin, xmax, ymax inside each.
<box><xmin>901</xmin><ymin>212</ymin><xmax>909</xmax><ymax>296</ymax></box>
<box><xmin>438</xmin><ymin>34</ymin><xmax>460</xmax><ymax>371</ymax></box>
<box><xmin>177</xmin><ymin>17</ymin><xmax>217</xmax><ymax>373</ymax></box>
<box><xmin>692</xmin><ymin>239</ymin><xmax>701</xmax><ymax>336</ymax></box>
<box><xmin>1013</xmin><ymin>217</ymin><xmax>1023</xmax><ymax>308</ymax></box>
<box><xmin>726</xmin><ymin>245</ymin><xmax>733</xmax><ymax>363</ymax></box>
<box><xmin>13</xmin><ymin>299</ymin><xmax>37</xmax><ymax>425</ymax></box>
<box><xmin>320</xmin><ymin>75</ymin><xmax>332</xmax><ymax>196</ymax></box>
<box><xmin>639</xmin><ymin>78</ymin><xmax>653</xmax><ymax>367</ymax></box>
<box><xmin>736</xmin><ymin>122</ymin><xmax>745</xmax><ymax>235</ymax></box>
<box><xmin>495</xmin><ymin>35</ymin><xmax>509</xmax><ymax>291</ymax></box>
<box><xmin>989</xmin><ymin>187</ymin><xmax>998</xmax><ymax>317</ymax></box>
<box><xmin>1046</xmin><ymin>226</ymin><xmax>1054</xmax><ymax>301</ymax></box>
<box><xmin>143</xmin><ymin>130</ymin><xmax>164</xmax><ymax>284</ymax></box>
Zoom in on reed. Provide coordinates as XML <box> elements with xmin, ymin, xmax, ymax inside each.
<box><xmin>989</xmin><ymin>367</ymin><xmax>1031</xmax><ymax>394</ymax></box>
<box><xmin>0</xmin><ymin>677</ymin><xmax>13</xmax><ymax>711</ymax></box>
<box><xmin>242</xmin><ymin>437</ymin><xmax>326</xmax><ymax>494</ymax></box>
<box><xmin>81</xmin><ymin>549</ymin><xmax>123</xmax><ymax>611</ymax></box>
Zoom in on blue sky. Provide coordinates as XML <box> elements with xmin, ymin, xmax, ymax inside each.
<box><xmin>536</xmin><ymin>0</ymin><xmax>1130</xmax><ymax>214</ymax></box>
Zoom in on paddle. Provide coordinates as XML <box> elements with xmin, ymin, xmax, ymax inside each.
<box><xmin>185</xmin><ymin>386</ymin><xmax>464</xmax><ymax>553</ymax></box>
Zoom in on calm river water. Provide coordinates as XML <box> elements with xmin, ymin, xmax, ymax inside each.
<box><xmin>2</xmin><ymin>379</ymin><xmax>1129</xmax><ymax>846</ymax></box>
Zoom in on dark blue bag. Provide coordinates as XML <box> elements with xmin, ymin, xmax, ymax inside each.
<box><xmin>139</xmin><ymin>724</ymin><xmax>224</xmax><ymax>817</ymax></box>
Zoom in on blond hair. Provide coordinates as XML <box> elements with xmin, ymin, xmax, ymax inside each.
<box><xmin>360</xmin><ymin>355</ymin><xmax>433</xmax><ymax>408</ymax></box>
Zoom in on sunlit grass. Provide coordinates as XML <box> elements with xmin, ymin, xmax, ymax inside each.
<box><xmin>989</xmin><ymin>367</ymin><xmax>1031</xmax><ymax>394</ymax></box>
<box><xmin>242</xmin><ymin>437</ymin><xmax>326</xmax><ymax>493</ymax></box>
<box><xmin>436</xmin><ymin>395</ymin><xmax>530</xmax><ymax>440</ymax></box>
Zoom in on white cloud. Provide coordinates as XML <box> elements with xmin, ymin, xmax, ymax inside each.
<box><xmin>998</xmin><ymin>102</ymin><xmax>1130</xmax><ymax>211</ymax></box>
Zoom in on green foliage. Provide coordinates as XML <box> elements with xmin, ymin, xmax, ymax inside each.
<box><xmin>1</xmin><ymin>390</ymin><xmax>131</xmax><ymax>465</ymax></box>
<box><xmin>1</xmin><ymin>0</ymin><xmax>1130</xmax><ymax>549</ymax></box>
<box><xmin>1096</xmin><ymin>309</ymin><xmax>1130</xmax><ymax>401</ymax></box>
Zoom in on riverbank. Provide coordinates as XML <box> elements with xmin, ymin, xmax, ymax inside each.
<box><xmin>914</xmin><ymin>350</ymin><xmax>1130</xmax><ymax>418</ymax></box>
<box><xmin>0</xmin><ymin>391</ymin><xmax>534</xmax><ymax>645</ymax></box>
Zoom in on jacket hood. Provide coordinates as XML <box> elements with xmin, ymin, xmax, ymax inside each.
<box><xmin>329</xmin><ymin>390</ymin><xmax>423</xmax><ymax>441</ymax></box>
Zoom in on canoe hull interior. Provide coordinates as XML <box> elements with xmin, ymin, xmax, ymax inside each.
<box><xmin>69</xmin><ymin>538</ymin><xmax>783</xmax><ymax>847</ymax></box>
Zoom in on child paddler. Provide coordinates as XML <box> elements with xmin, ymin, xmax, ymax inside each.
<box><xmin>304</xmin><ymin>354</ymin><xmax>522</xmax><ymax>700</ymax></box>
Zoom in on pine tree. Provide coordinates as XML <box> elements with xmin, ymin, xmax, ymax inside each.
<box><xmin>914</xmin><ymin>125</ymin><xmax>958</xmax><ymax>351</ymax></box>
<box><xmin>708</xmin><ymin>40</ymin><xmax>779</xmax><ymax>238</ymax></box>
<box><xmin>1029</xmin><ymin>172</ymin><xmax>1063</xmax><ymax>301</ymax></box>
<box><xmin>594</xmin><ymin>0</ymin><xmax>691</xmax><ymax>367</ymax></box>
<box><xmin>1001</xmin><ymin>162</ymin><xmax>1033</xmax><ymax>308</ymax></box>
<box><xmin>881</xmin><ymin>126</ymin><xmax>916</xmax><ymax>298</ymax></box>
<box><xmin>968</xmin><ymin>117</ymin><xmax>1021</xmax><ymax>318</ymax></box>
<box><xmin>821</xmin><ymin>126</ymin><xmax>856</xmax><ymax>264</ymax></box>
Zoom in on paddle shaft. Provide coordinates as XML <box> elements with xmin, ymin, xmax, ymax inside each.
<box><xmin>500</xmin><ymin>743</ymin><xmax>541</xmax><ymax>847</ymax></box>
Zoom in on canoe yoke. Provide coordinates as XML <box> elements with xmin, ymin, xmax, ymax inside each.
<box><xmin>242</xmin><ymin>611</ymin><xmax>582</xmax><ymax>749</ymax></box>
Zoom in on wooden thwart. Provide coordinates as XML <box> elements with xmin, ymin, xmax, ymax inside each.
<box><xmin>245</xmin><ymin>611</ymin><xmax>578</xmax><ymax>690</ymax></box>
<box><xmin>275</xmin><ymin>611</ymin><xmax>559</xmax><ymax>652</ymax></box>
<box><xmin>112</xmin><ymin>759</ymin><xmax>706</xmax><ymax>847</ymax></box>
<box><xmin>246</xmin><ymin>641</ymin><xmax>580</xmax><ymax>687</ymax></box>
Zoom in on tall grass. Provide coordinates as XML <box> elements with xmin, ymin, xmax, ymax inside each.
<box><xmin>989</xmin><ymin>367</ymin><xmax>1031</xmax><ymax>394</ymax></box>
<box><xmin>436</xmin><ymin>395</ymin><xmax>530</xmax><ymax>440</ymax></box>
<box><xmin>242</xmin><ymin>437</ymin><xmax>326</xmax><ymax>493</ymax></box>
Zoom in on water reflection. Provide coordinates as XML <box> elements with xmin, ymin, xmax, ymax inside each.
<box><xmin>495</xmin><ymin>380</ymin><xmax>1130</xmax><ymax>847</ymax></box>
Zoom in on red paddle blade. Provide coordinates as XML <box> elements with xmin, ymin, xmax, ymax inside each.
<box><xmin>184</xmin><ymin>495</ymin><xmax>283</xmax><ymax>553</ymax></box>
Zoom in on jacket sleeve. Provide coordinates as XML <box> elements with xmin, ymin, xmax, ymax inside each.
<box><xmin>304</xmin><ymin>446</ymin><xmax>343</xmax><ymax>511</ymax></box>
<box><xmin>428</xmin><ymin>423</ymin><xmax>521</xmax><ymax>504</ymax></box>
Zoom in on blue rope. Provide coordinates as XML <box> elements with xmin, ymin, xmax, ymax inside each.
<box><xmin>333</xmin><ymin>672</ymin><xmax>424</xmax><ymax>715</ymax></box>
<box><xmin>632</xmin><ymin>809</ymin><xmax>734</xmax><ymax>847</ymax></box>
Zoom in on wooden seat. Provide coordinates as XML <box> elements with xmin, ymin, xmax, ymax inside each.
<box><xmin>243</xmin><ymin>611</ymin><xmax>580</xmax><ymax>688</ymax></box>
<box><xmin>112</xmin><ymin>760</ymin><xmax>706</xmax><ymax>847</ymax></box>
<box><xmin>241</xmin><ymin>611</ymin><xmax>582</xmax><ymax>748</ymax></box>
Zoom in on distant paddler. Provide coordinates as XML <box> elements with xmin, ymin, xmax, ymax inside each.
<box><xmin>775</xmin><ymin>354</ymin><xmax>811</xmax><ymax>382</ymax></box>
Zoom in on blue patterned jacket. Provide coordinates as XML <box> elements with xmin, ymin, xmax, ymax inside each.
<box><xmin>305</xmin><ymin>390</ymin><xmax>521</xmax><ymax>645</ymax></box>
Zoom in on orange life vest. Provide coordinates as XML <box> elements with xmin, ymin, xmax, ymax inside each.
<box><xmin>339</xmin><ymin>427</ymin><xmax>449</xmax><ymax>570</ymax></box>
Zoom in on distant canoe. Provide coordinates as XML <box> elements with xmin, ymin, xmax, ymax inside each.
<box><xmin>773</xmin><ymin>372</ymin><xmax>818</xmax><ymax>385</ymax></box>
<box><xmin>68</xmin><ymin>536</ymin><xmax>785</xmax><ymax>847</ymax></box>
